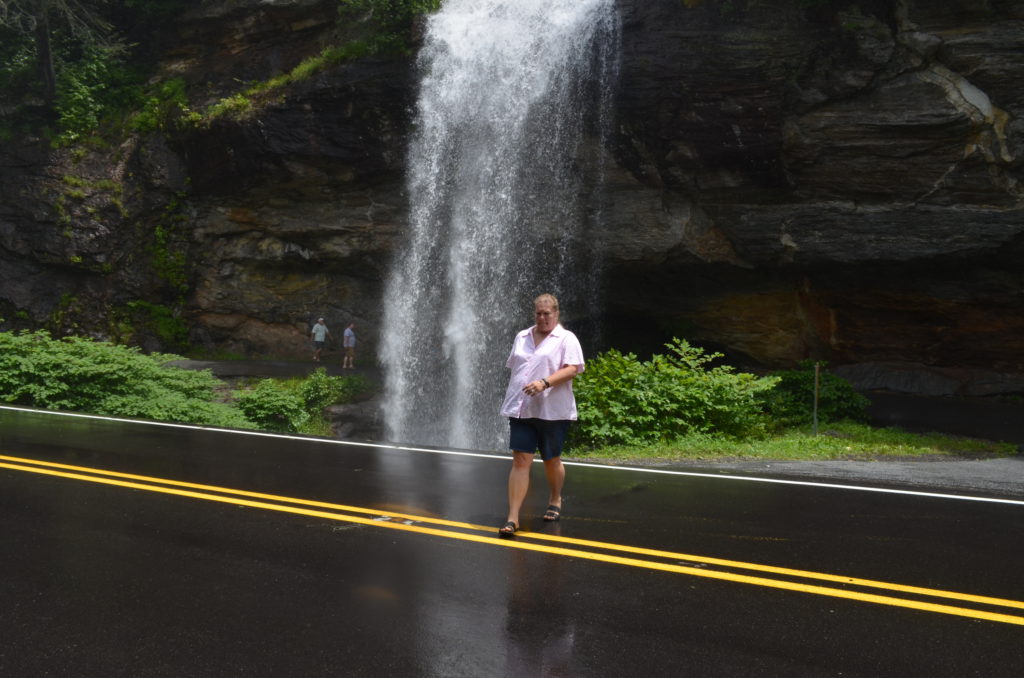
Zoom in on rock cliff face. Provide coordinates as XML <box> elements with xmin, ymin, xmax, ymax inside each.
<box><xmin>2</xmin><ymin>0</ymin><xmax>1023</xmax><ymax>397</ymax></box>
<box><xmin>603</xmin><ymin>0</ymin><xmax>1024</xmax><ymax>395</ymax></box>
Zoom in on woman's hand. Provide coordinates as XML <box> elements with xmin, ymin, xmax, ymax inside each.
<box><xmin>523</xmin><ymin>380</ymin><xmax>546</xmax><ymax>396</ymax></box>
<box><xmin>523</xmin><ymin>366</ymin><xmax>579</xmax><ymax>396</ymax></box>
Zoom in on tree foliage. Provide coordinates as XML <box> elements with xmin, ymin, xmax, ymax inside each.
<box><xmin>0</xmin><ymin>0</ymin><xmax>114</xmax><ymax>103</ymax></box>
<box><xmin>0</xmin><ymin>0</ymin><xmax>188</xmax><ymax>141</ymax></box>
<box><xmin>0</xmin><ymin>0</ymin><xmax>112</xmax><ymax>37</ymax></box>
<box><xmin>53</xmin><ymin>40</ymin><xmax>138</xmax><ymax>142</ymax></box>
<box><xmin>760</xmin><ymin>361</ymin><xmax>870</xmax><ymax>427</ymax></box>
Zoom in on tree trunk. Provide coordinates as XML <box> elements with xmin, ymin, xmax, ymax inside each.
<box><xmin>34</xmin><ymin>0</ymin><xmax>56</xmax><ymax>105</ymax></box>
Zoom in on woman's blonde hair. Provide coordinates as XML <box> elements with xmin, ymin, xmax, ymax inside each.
<box><xmin>534</xmin><ymin>293</ymin><xmax>559</xmax><ymax>312</ymax></box>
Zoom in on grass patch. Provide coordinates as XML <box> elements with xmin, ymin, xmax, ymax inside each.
<box><xmin>569</xmin><ymin>421</ymin><xmax>1017</xmax><ymax>465</ymax></box>
<box><xmin>297</xmin><ymin>415</ymin><xmax>335</xmax><ymax>437</ymax></box>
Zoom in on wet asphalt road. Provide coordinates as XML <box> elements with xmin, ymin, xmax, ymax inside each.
<box><xmin>1</xmin><ymin>405</ymin><xmax>1023</xmax><ymax>677</ymax></box>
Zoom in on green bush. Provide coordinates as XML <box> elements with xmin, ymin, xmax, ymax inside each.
<box><xmin>761</xmin><ymin>361</ymin><xmax>870</xmax><ymax>427</ymax></box>
<box><xmin>571</xmin><ymin>338</ymin><xmax>778</xmax><ymax>449</ymax></box>
<box><xmin>128</xmin><ymin>78</ymin><xmax>191</xmax><ymax>133</ymax></box>
<box><xmin>0</xmin><ymin>329</ymin><xmax>252</xmax><ymax>428</ymax></box>
<box><xmin>290</xmin><ymin>368</ymin><xmax>374</xmax><ymax>413</ymax></box>
<box><xmin>234</xmin><ymin>379</ymin><xmax>309</xmax><ymax>433</ymax></box>
<box><xmin>259</xmin><ymin>368</ymin><xmax>372</xmax><ymax>436</ymax></box>
<box><xmin>299</xmin><ymin>368</ymin><xmax>345</xmax><ymax>412</ymax></box>
<box><xmin>54</xmin><ymin>42</ymin><xmax>143</xmax><ymax>145</ymax></box>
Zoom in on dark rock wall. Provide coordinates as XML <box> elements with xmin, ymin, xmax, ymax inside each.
<box><xmin>602</xmin><ymin>0</ymin><xmax>1024</xmax><ymax>395</ymax></box>
<box><xmin>168</xmin><ymin>0</ymin><xmax>416</xmax><ymax>358</ymax></box>
<box><xmin>178</xmin><ymin>56</ymin><xmax>413</xmax><ymax>357</ymax></box>
<box><xmin>1</xmin><ymin>0</ymin><xmax>1022</xmax><ymax>396</ymax></box>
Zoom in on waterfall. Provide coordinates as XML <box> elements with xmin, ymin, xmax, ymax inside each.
<box><xmin>381</xmin><ymin>0</ymin><xmax>619</xmax><ymax>450</ymax></box>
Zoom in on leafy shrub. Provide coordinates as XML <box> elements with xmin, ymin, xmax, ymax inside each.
<box><xmin>290</xmin><ymin>368</ymin><xmax>374</xmax><ymax>413</ymax></box>
<box><xmin>234</xmin><ymin>379</ymin><xmax>309</xmax><ymax>433</ymax></box>
<box><xmin>299</xmin><ymin>368</ymin><xmax>345</xmax><ymax>412</ymax></box>
<box><xmin>54</xmin><ymin>42</ymin><xmax>143</xmax><ymax>145</ymax></box>
<box><xmin>128</xmin><ymin>78</ymin><xmax>191</xmax><ymax>133</ymax></box>
<box><xmin>0</xmin><ymin>329</ymin><xmax>252</xmax><ymax>428</ymax></box>
<box><xmin>250</xmin><ymin>368</ymin><xmax>371</xmax><ymax>436</ymax></box>
<box><xmin>761</xmin><ymin>361</ymin><xmax>869</xmax><ymax>427</ymax></box>
<box><xmin>571</xmin><ymin>338</ymin><xmax>778</xmax><ymax>449</ymax></box>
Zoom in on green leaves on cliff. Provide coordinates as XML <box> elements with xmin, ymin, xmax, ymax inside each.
<box><xmin>202</xmin><ymin>42</ymin><xmax>374</xmax><ymax>123</ymax></box>
<box><xmin>118</xmin><ymin>301</ymin><xmax>189</xmax><ymax>350</ymax></box>
<box><xmin>201</xmin><ymin>1</ymin><xmax>444</xmax><ymax>124</ymax></box>
<box><xmin>146</xmin><ymin>190</ymin><xmax>191</xmax><ymax>296</ymax></box>
<box><xmin>0</xmin><ymin>328</ymin><xmax>253</xmax><ymax>429</ymax></box>
<box><xmin>1</xmin><ymin>0</ymin><xmax>444</xmax><ymax>140</ymax></box>
<box><xmin>339</xmin><ymin>0</ymin><xmax>442</xmax><ymax>53</ymax></box>
<box><xmin>128</xmin><ymin>78</ymin><xmax>196</xmax><ymax>133</ymax></box>
<box><xmin>1</xmin><ymin>1</ymin><xmax>196</xmax><ymax>143</ymax></box>
<box><xmin>53</xmin><ymin>42</ymin><xmax>140</xmax><ymax>144</ymax></box>
<box><xmin>0</xmin><ymin>0</ymin><xmax>115</xmax><ymax>105</ymax></box>
<box><xmin>196</xmin><ymin>1</ymin><xmax>437</xmax><ymax>124</ymax></box>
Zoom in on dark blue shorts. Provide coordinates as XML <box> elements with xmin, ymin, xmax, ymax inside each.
<box><xmin>509</xmin><ymin>418</ymin><xmax>571</xmax><ymax>461</ymax></box>
<box><xmin>314</xmin><ymin>341</ymin><xmax>325</xmax><ymax>349</ymax></box>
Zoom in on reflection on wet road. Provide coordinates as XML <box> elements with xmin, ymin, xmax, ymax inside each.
<box><xmin>2</xmin><ymin>406</ymin><xmax>1023</xmax><ymax>676</ymax></box>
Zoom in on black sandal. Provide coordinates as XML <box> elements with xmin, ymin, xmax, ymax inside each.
<box><xmin>543</xmin><ymin>505</ymin><xmax>561</xmax><ymax>522</ymax></box>
<box><xmin>498</xmin><ymin>521</ymin><xmax>518</xmax><ymax>537</ymax></box>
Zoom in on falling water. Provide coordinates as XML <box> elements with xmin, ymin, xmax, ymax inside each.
<box><xmin>381</xmin><ymin>0</ymin><xmax>619</xmax><ymax>450</ymax></box>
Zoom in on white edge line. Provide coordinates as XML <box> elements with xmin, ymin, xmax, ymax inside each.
<box><xmin>3</xmin><ymin>405</ymin><xmax>1022</xmax><ymax>507</ymax></box>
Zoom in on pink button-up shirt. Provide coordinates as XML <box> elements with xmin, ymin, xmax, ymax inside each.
<box><xmin>500</xmin><ymin>324</ymin><xmax>585</xmax><ymax>421</ymax></box>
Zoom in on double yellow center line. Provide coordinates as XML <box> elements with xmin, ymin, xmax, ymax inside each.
<box><xmin>2</xmin><ymin>453</ymin><xmax>1022</xmax><ymax>626</ymax></box>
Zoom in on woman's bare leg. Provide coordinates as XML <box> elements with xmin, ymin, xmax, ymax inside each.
<box><xmin>542</xmin><ymin>456</ymin><xmax>564</xmax><ymax>509</ymax></box>
<box><xmin>506</xmin><ymin>451</ymin><xmax>533</xmax><ymax>526</ymax></box>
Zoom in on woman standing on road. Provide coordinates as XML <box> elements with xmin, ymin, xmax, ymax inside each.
<box><xmin>498</xmin><ymin>294</ymin><xmax>585</xmax><ymax>537</ymax></box>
